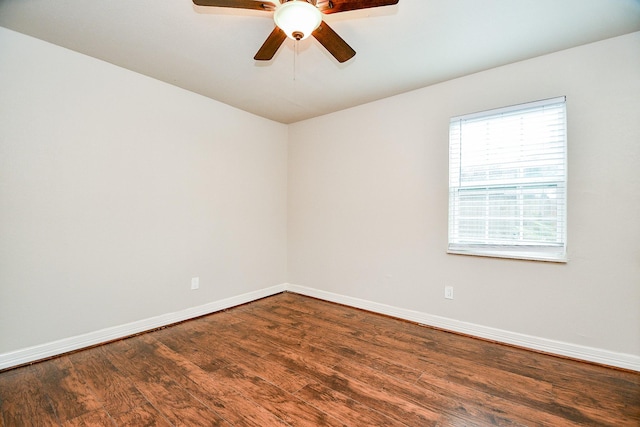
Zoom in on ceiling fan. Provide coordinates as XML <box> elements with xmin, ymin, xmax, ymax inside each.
<box><xmin>192</xmin><ymin>0</ymin><xmax>399</xmax><ymax>63</ymax></box>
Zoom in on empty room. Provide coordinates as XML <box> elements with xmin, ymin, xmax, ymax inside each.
<box><xmin>1</xmin><ymin>0</ymin><xmax>639</xmax><ymax>425</ymax></box>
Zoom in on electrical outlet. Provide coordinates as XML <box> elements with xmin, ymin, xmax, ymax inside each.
<box><xmin>444</xmin><ymin>286</ymin><xmax>454</xmax><ymax>300</ymax></box>
<box><xmin>191</xmin><ymin>277</ymin><xmax>199</xmax><ymax>290</ymax></box>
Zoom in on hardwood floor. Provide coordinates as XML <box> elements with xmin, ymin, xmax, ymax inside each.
<box><xmin>1</xmin><ymin>292</ymin><xmax>638</xmax><ymax>426</ymax></box>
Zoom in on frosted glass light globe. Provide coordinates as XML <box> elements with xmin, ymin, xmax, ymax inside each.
<box><xmin>274</xmin><ymin>1</ymin><xmax>322</xmax><ymax>41</ymax></box>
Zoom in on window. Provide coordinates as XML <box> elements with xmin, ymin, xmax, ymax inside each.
<box><xmin>448</xmin><ymin>97</ymin><xmax>567</xmax><ymax>262</ymax></box>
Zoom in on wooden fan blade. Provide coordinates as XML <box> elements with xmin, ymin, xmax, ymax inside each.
<box><xmin>254</xmin><ymin>27</ymin><xmax>287</xmax><ymax>60</ymax></box>
<box><xmin>192</xmin><ymin>0</ymin><xmax>275</xmax><ymax>11</ymax></box>
<box><xmin>316</xmin><ymin>0</ymin><xmax>398</xmax><ymax>14</ymax></box>
<box><xmin>312</xmin><ymin>21</ymin><xmax>355</xmax><ymax>63</ymax></box>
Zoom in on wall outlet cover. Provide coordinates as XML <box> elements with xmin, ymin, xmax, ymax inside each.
<box><xmin>444</xmin><ymin>286</ymin><xmax>454</xmax><ymax>299</ymax></box>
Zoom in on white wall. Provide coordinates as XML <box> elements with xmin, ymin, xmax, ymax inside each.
<box><xmin>0</xmin><ymin>27</ymin><xmax>288</xmax><ymax>354</ymax></box>
<box><xmin>2</xmin><ymin>25</ymin><xmax>638</xmax><ymax>368</ymax></box>
<box><xmin>288</xmin><ymin>33</ymin><xmax>640</xmax><ymax>359</ymax></box>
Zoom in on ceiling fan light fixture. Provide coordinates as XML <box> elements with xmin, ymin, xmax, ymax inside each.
<box><xmin>274</xmin><ymin>0</ymin><xmax>322</xmax><ymax>41</ymax></box>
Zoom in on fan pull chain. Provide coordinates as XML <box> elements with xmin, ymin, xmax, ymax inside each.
<box><xmin>293</xmin><ymin>40</ymin><xmax>298</xmax><ymax>81</ymax></box>
<box><xmin>292</xmin><ymin>40</ymin><xmax>298</xmax><ymax>103</ymax></box>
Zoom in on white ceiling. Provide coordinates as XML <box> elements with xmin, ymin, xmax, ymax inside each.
<box><xmin>1</xmin><ymin>0</ymin><xmax>639</xmax><ymax>124</ymax></box>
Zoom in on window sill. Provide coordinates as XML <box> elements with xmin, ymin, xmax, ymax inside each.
<box><xmin>447</xmin><ymin>249</ymin><xmax>567</xmax><ymax>263</ymax></box>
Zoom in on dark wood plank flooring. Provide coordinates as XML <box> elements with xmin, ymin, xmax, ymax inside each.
<box><xmin>1</xmin><ymin>292</ymin><xmax>638</xmax><ymax>426</ymax></box>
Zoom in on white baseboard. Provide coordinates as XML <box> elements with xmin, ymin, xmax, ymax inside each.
<box><xmin>2</xmin><ymin>282</ymin><xmax>638</xmax><ymax>372</ymax></box>
<box><xmin>285</xmin><ymin>284</ymin><xmax>640</xmax><ymax>372</ymax></box>
<box><xmin>0</xmin><ymin>284</ymin><xmax>286</xmax><ymax>371</ymax></box>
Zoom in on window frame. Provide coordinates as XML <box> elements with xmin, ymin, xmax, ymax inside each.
<box><xmin>447</xmin><ymin>97</ymin><xmax>568</xmax><ymax>263</ymax></box>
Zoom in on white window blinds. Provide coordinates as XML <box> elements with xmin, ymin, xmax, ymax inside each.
<box><xmin>448</xmin><ymin>97</ymin><xmax>567</xmax><ymax>262</ymax></box>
